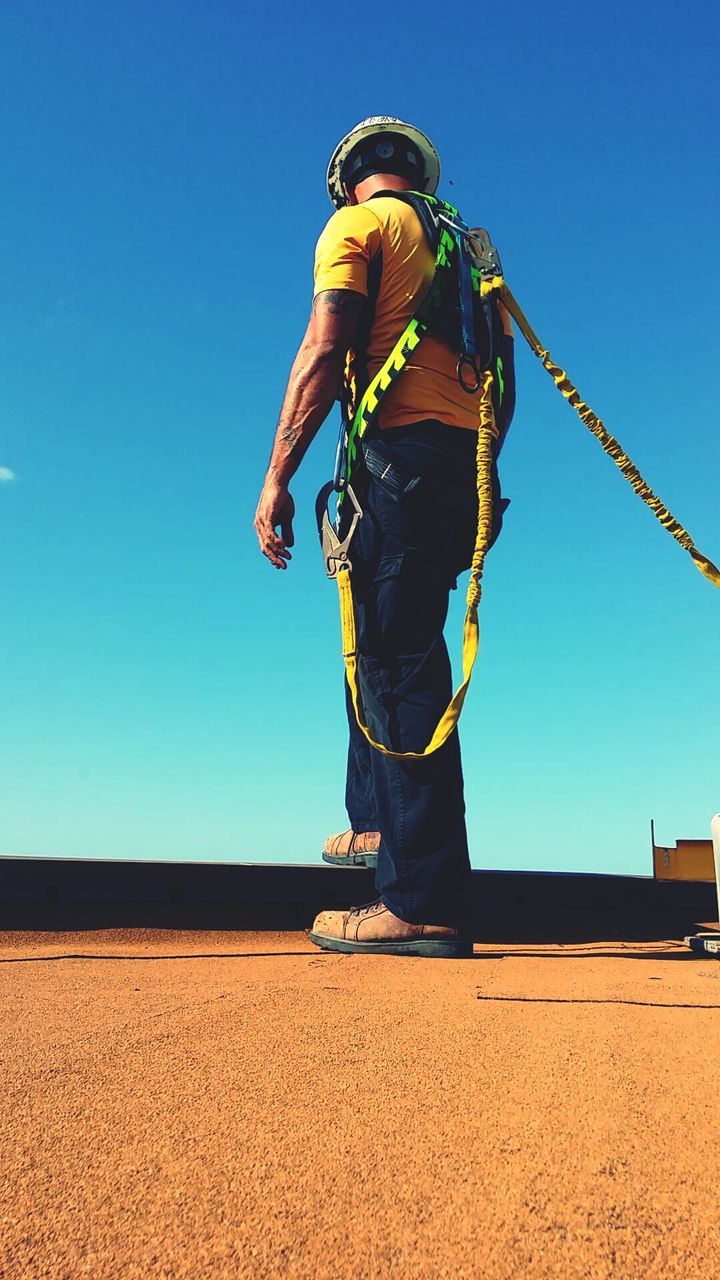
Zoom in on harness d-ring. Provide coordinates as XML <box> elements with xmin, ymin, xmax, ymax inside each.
<box><xmin>457</xmin><ymin>353</ymin><xmax>481</xmax><ymax>394</ymax></box>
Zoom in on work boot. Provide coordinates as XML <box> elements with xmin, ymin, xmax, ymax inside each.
<box><xmin>309</xmin><ymin>900</ymin><xmax>472</xmax><ymax>958</ymax></box>
<box><xmin>322</xmin><ymin>829</ymin><xmax>380</xmax><ymax>869</ymax></box>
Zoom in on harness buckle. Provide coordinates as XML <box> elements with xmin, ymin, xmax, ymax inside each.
<box><xmin>437</xmin><ymin>215</ymin><xmax>503</xmax><ymax>280</ymax></box>
<box><xmin>316</xmin><ymin>482</ymin><xmax>363</xmax><ymax>578</ymax></box>
<box><xmin>467</xmin><ymin>227</ymin><xmax>504</xmax><ymax>280</ymax></box>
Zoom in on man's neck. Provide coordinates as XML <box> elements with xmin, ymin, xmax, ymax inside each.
<box><xmin>353</xmin><ymin>174</ymin><xmax>414</xmax><ymax>204</ymax></box>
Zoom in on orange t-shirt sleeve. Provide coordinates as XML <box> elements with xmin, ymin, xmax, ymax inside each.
<box><xmin>313</xmin><ymin>205</ymin><xmax>383</xmax><ymax>298</ymax></box>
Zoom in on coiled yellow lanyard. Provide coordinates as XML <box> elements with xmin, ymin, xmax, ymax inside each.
<box><xmin>337</xmin><ymin>280</ymin><xmax>719</xmax><ymax>762</ymax></box>
<box><xmin>339</xmin><ymin>369</ymin><xmax>497</xmax><ymax>761</ymax></box>
<box><xmin>497</xmin><ymin>283</ymin><xmax>720</xmax><ymax>589</ymax></box>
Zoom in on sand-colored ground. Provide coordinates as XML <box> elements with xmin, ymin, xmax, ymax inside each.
<box><xmin>2</xmin><ymin>929</ymin><xmax>719</xmax><ymax>1279</ymax></box>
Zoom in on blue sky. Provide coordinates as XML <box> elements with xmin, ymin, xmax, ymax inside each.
<box><xmin>1</xmin><ymin>0</ymin><xmax>718</xmax><ymax>873</ymax></box>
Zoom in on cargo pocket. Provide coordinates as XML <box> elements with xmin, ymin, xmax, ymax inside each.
<box><xmin>357</xmin><ymin>640</ymin><xmax>454</xmax><ymax>754</ymax></box>
<box><xmin>361</xmin><ymin>553</ymin><xmax>406</xmax><ymax>655</ymax></box>
<box><xmin>356</xmin><ymin>653</ymin><xmax>394</xmax><ymax>744</ymax></box>
<box><xmin>360</xmin><ymin>551</ymin><xmax>449</xmax><ymax>667</ymax></box>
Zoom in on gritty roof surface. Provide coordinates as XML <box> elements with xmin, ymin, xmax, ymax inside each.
<box><xmin>3</xmin><ymin>929</ymin><xmax>719</xmax><ymax>1280</ymax></box>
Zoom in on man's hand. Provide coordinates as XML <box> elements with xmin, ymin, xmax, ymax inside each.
<box><xmin>254</xmin><ymin>478</ymin><xmax>296</xmax><ymax>570</ymax></box>
<box><xmin>255</xmin><ymin>288</ymin><xmax>364</xmax><ymax>572</ymax></box>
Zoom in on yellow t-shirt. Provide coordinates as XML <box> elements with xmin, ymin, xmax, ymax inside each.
<box><xmin>313</xmin><ymin>195</ymin><xmax>482</xmax><ymax>431</ymax></box>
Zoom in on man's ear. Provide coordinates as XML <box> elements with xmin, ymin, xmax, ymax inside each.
<box><xmin>343</xmin><ymin>182</ymin><xmax>358</xmax><ymax>207</ymax></box>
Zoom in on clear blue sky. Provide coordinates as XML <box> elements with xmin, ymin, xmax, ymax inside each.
<box><xmin>1</xmin><ymin>0</ymin><xmax>718</xmax><ymax>873</ymax></box>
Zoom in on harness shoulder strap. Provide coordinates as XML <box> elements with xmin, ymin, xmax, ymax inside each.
<box><xmin>347</xmin><ymin>189</ymin><xmax>440</xmax><ymax>414</ymax></box>
<box><xmin>343</xmin><ymin>192</ymin><xmax>461</xmax><ymax>477</ymax></box>
<box><xmin>367</xmin><ymin>188</ymin><xmax>443</xmax><ymax>253</ymax></box>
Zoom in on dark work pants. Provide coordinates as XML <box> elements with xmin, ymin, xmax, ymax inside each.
<box><xmin>343</xmin><ymin>420</ymin><xmax>506</xmax><ymax>929</ymax></box>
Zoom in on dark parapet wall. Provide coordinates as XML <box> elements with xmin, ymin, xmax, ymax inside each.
<box><xmin>1</xmin><ymin>856</ymin><xmax>717</xmax><ymax>943</ymax></box>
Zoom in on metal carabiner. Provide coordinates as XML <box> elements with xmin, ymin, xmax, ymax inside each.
<box><xmin>315</xmin><ymin>481</ymin><xmax>363</xmax><ymax>578</ymax></box>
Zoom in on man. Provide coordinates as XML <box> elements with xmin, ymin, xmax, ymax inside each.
<box><xmin>254</xmin><ymin>117</ymin><xmax>515</xmax><ymax>957</ymax></box>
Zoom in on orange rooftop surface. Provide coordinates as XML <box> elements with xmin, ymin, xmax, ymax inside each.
<box><xmin>3</xmin><ymin>909</ymin><xmax>720</xmax><ymax>1280</ymax></box>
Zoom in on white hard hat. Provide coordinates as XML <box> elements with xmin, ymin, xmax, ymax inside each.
<box><xmin>326</xmin><ymin>116</ymin><xmax>441</xmax><ymax>209</ymax></box>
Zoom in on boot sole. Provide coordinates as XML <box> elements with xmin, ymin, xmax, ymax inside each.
<box><xmin>308</xmin><ymin>931</ymin><xmax>472</xmax><ymax>958</ymax></box>
<box><xmin>321</xmin><ymin>851</ymin><xmax>378</xmax><ymax>869</ymax></box>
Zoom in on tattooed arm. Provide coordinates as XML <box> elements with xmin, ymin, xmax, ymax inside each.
<box><xmin>255</xmin><ymin>289</ymin><xmax>364</xmax><ymax>569</ymax></box>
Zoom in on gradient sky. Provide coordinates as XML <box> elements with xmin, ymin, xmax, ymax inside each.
<box><xmin>2</xmin><ymin>0</ymin><xmax>718</xmax><ymax>873</ymax></box>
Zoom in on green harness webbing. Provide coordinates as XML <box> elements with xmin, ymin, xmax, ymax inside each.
<box><xmin>332</xmin><ymin>201</ymin><xmax>719</xmax><ymax>763</ymax></box>
<box><xmin>344</xmin><ymin>195</ymin><xmax>466</xmax><ymax>482</ymax></box>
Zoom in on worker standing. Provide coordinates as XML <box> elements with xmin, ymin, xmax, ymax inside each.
<box><xmin>254</xmin><ymin>118</ymin><xmax>515</xmax><ymax>956</ymax></box>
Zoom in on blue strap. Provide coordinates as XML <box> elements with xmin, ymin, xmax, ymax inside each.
<box><xmin>456</xmin><ymin>230</ymin><xmax>477</xmax><ymax>363</ymax></box>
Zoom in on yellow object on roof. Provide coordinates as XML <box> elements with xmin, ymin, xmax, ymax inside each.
<box><xmin>653</xmin><ymin>838</ymin><xmax>715</xmax><ymax>882</ymax></box>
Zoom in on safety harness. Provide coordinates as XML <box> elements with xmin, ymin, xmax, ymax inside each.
<box><xmin>317</xmin><ymin>192</ymin><xmax>720</xmax><ymax>763</ymax></box>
